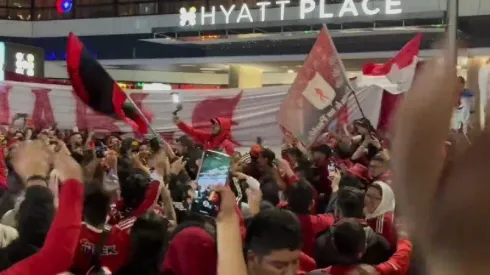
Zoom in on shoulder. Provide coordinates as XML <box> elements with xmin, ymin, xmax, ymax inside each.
<box><xmin>171</xmin><ymin>226</ymin><xmax>215</xmax><ymax>248</ymax></box>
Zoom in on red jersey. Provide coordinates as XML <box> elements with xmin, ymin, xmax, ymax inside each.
<box><xmin>109</xmin><ymin>181</ymin><xmax>160</xmax><ymax>225</ymax></box>
<box><xmin>304</xmin><ymin>239</ymin><xmax>413</xmax><ymax>275</ymax></box>
<box><xmin>72</xmin><ymin>222</ymin><xmax>131</xmax><ymax>274</ymax></box>
<box><xmin>296</xmin><ymin>213</ymin><xmax>335</xmax><ymax>257</ymax></box>
<box><xmin>366</xmin><ymin>212</ymin><xmax>397</xmax><ymax>248</ymax></box>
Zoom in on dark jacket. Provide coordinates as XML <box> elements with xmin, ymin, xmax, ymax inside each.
<box><xmin>314</xmin><ymin>221</ymin><xmax>392</xmax><ymax>268</ymax></box>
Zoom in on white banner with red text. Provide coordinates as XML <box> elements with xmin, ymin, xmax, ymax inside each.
<box><xmin>0</xmin><ymin>81</ymin><xmax>387</xmax><ymax>147</ymax></box>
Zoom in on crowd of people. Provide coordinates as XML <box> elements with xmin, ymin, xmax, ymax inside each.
<box><xmin>0</xmin><ymin>50</ymin><xmax>479</xmax><ymax>275</ymax></box>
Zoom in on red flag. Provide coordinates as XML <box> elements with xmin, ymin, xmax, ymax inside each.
<box><xmin>66</xmin><ymin>32</ymin><xmax>153</xmax><ymax>134</ymax></box>
<box><xmin>359</xmin><ymin>34</ymin><xmax>423</xmax><ymax>94</ymax></box>
<box><xmin>277</xmin><ymin>26</ymin><xmax>352</xmax><ymax>145</ymax></box>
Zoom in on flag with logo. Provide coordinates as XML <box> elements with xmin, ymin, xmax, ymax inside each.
<box><xmin>277</xmin><ymin>26</ymin><xmax>353</xmax><ymax>145</ymax></box>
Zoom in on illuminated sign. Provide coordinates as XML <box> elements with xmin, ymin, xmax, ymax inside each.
<box><xmin>15</xmin><ymin>53</ymin><xmax>35</xmax><ymax>76</ymax></box>
<box><xmin>142</xmin><ymin>83</ymin><xmax>172</xmax><ymax>91</ymax></box>
<box><xmin>179</xmin><ymin>0</ymin><xmax>402</xmax><ymax>27</ymax></box>
<box><xmin>57</xmin><ymin>0</ymin><xmax>73</xmax><ymax>14</ymax></box>
<box><xmin>3</xmin><ymin>43</ymin><xmax>44</xmax><ymax>78</ymax></box>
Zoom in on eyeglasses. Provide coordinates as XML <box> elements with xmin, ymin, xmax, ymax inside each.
<box><xmin>366</xmin><ymin>193</ymin><xmax>382</xmax><ymax>201</ymax></box>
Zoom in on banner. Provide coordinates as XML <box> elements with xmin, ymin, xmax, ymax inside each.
<box><xmin>0</xmin><ymin>80</ymin><xmax>388</xmax><ymax>147</ymax></box>
<box><xmin>277</xmin><ymin>27</ymin><xmax>353</xmax><ymax>145</ymax></box>
<box><xmin>0</xmin><ymin>81</ymin><xmax>287</xmax><ymax>147</ymax></box>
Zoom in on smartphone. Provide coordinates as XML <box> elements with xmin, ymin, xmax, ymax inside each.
<box><xmin>192</xmin><ymin>150</ymin><xmax>232</xmax><ymax>217</ymax></box>
<box><xmin>95</xmin><ymin>145</ymin><xmax>106</xmax><ymax>158</ymax></box>
<box><xmin>328</xmin><ymin>162</ymin><xmax>336</xmax><ymax>177</ymax></box>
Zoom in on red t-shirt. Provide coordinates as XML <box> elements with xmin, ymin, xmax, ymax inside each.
<box><xmin>109</xmin><ymin>181</ymin><xmax>160</xmax><ymax>225</ymax></box>
<box><xmin>296</xmin><ymin>213</ymin><xmax>335</xmax><ymax>257</ymax></box>
<box><xmin>71</xmin><ymin>222</ymin><xmax>132</xmax><ymax>274</ymax></box>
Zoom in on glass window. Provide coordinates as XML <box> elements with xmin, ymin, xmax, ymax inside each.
<box><xmin>34</xmin><ymin>0</ymin><xmax>57</xmax><ymax>7</ymax></box>
<box><xmin>118</xmin><ymin>2</ymin><xmax>156</xmax><ymax>16</ymax></box>
<box><xmin>7</xmin><ymin>8</ymin><xmax>31</xmax><ymax>19</ymax></box>
<box><xmin>76</xmin><ymin>5</ymin><xmax>115</xmax><ymax>18</ymax></box>
<box><xmin>77</xmin><ymin>0</ymin><xmax>112</xmax><ymax>5</ymax></box>
<box><xmin>34</xmin><ymin>8</ymin><xmax>73</xmax><ymax>20</ymax></box>
<box><xmin>7</xmin><ymin>0</ymin><xmax>30</xmax><ymax>8</ymax></box>
<box><xmin>161</xmin><ymin>0</ymin><xmax>201</xmax><ymax>14</ymax></box>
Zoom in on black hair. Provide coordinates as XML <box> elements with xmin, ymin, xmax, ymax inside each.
<box><xmin>311</xmin><ymin>144</ymin><xmax>333</xmax><ymax>159</ymax></box>
<box><xmin>1</xmin><ymin>185</ymin><xmax>57</xmax><ymax>269</ymax></box>
<box><xmin>116</xmin><ymin>211</ymin><xmax>170</xmax><ymax>275</ymax></box>
<box><xmin>333</xmin><ymin>218</ymin><xmax>366</xmax><ymax>258</ymax></box>
<box><xmin>176</xmin><ymin>135</ymin><xmax>194</xmax><ymax>150</ymax></box>
<box><xmin>149</xmin><ymin>137</ymin><xmax>160</xmax><ymax>153</ymax></box>
<box><xmin>83</xmin><ymin>181</ymin><xmax>111</xmax><ymax>227</ymax></box>
<box><xmin>184</xmin><ymin>147</ymin><xmax>203</xmax><ymax>180</ymax></box>
<box><xmin>353</xmin><ymin>118</ymin><xmax>377</xmax><ymax>135</ymax></box>
<box><xmin>260</xmin><ymin>148</ymin><xmax>276</xmax><ymax>167</ymax></box>
<box><xmin>120</xmin><ymin>138</ymin><xmax>134</xmax><ymax>158</ymax></box>
<box><xmin>286</xmin><ymin>148</ymin><xmax>311</xmax><ymax>170</ymax></box>
<box><xmin>260</xmin><ymin>179</ymin><xmax>280</xmax><ymax>206</ymax></box>
<box><xmin>338</xmin><ymin>174</ymin><xmax>365</xmax><ymax>191</ymax></box>
<box><xmin>335</xmin><ymin>138</ymin><xmax>354</xmax><ymax>159</ymax></box>
<box><xmin>336</xmin><ymin>187</ymin><xmax>365</xmax><ymax>218</ymax></box>
<box><xmin>119</xmin><ymin>168</ymin><xmax>151</xmax><ymax>211</ymax></box>
<box><xmin>286</xmin><ymin>179</ymin><xmax>314</xmax><ymax>215</ymax></box>
<box><xmin>245</xmin><ymin>209</ymin><xmax>302</xmax><ymax>259</ymax></box>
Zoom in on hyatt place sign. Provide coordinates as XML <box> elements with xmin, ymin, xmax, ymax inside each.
<box><xmin>179</xmin><ymin>0</ymin><xmax>402</xmax><ymax>27</ymax></box>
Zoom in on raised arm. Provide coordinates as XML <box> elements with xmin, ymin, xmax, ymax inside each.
<box><xmin>173</xmin><ymin>115</ymin><xmax>211</xmax><ymax>143</ymax></box>
<box><xmin>3</xmin><ymin>146</ymin><xmax>84</xmax><ymax>275</ymax></box>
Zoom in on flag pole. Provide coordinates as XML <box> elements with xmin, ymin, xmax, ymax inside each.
<box><xmin>446</xmin><ymin>0</ymin><xmax>459</xmax><ymax>63</ymax></box>
<box><xmin>349</xmin><ymin>89</ymin><xmax>366</xmax><ymax>119</ymax></box>
<box><xmin>124</xmin><ymin>93</ymin><xmax>162</xmax><ymax>142</ymax></box>
<box><xmin>320</xmin><ymin>23</ymin><xmax>367</xmax><ymax>120</ymax></box>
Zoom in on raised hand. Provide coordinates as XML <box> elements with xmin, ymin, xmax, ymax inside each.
<box><xmin>390</xmin><ymin>41</ymin><xmax>490</xmax><ymax>275</ymax></box>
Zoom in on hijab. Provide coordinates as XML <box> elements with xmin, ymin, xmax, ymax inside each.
<box><xmin>365</xmin><ymin>181</ymin><xmax>395</xmax><ymax>219</ymax></box>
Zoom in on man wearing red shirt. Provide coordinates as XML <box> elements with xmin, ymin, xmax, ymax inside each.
<box><xmin>71</xmin><ymin>183</ymin><xmax>131</xmax><ymax>274</ymax></box>
<box><xmin>286</xmin><ymin>180</ymin><xmax>335</xmax><ymax>257</ymax></box>
<box><xmin>109</xmin><ymin>170</ymin><xmax>161</xmax><ymax>225</ymax></box>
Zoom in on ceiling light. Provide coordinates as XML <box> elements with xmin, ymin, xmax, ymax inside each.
<box><xmin>180</xmin><ymin>64</ymin><xmax>196</xmax><ymax>67</ymax></box>
<box><xmin>200</xmin><ymin>67</ymin><xmax>222</xmax><ymax>71</ymax></box>
<box><xmin>287</xmin><ymin>69</ymin><xmax>295</xmax><ymax>73</ymax></box>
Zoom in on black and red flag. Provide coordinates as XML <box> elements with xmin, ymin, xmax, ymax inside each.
<box><xmin>66</xmin><ymin>32</ymin><xmax>153</xmax><ymax>134</ymax></box>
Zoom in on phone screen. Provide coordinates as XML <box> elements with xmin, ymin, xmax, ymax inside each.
<box><xmin>328</xmin><ymin>162</ymin><xmax>336</xmax><ymax>176</ymax></box>
<box><xmin>95</xmin><ymin>145</ymin><xmax>106</xmax><ymax>158</ymax></box>
<box><xmin>192</xmin><ymin>150</ymin><xmax>232</xmax><ymax>217</ymax></box>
